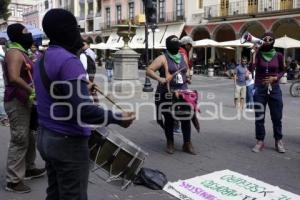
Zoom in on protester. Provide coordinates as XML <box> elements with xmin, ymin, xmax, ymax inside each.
<box><xmin>3</xmin><ymin>23</ymin><xmax>46</xmax><ymax>193</ymax></box>
<box><xmin>179</xmin><ymin>36</ymin><xmax>194</xmax><ymax>79</ymax></box>
<box><xmin>0</xmin><ymin>38</ymin><xmax>9</xmax><ymax>126</ymax></box>
<box><xmin>146</xmin><ymin>35</ymin><xmax>196</xmax><ymax>155</ymax></box>
<box><xmin>234</xmin><ymin>57</ymin><xmax>248</xmax><ymax>110</ymax></box>
<box><xmin>250</xmin><ymin>32</ymin><xmax>286</xmax><ymax>153</ymax></box>
<box><xmin>35</xmin><ymin>9</ymin><xmax>135</xmax><ymax>199</ymax></box>
<box><xmin>173</xmin><ymin>36</ymin><xmax>194</xmax><ymax>135</ymax></box>
<box><xmin>105</xmin><ymin>55</ymin><xmax>114</xmax><ymax>82</ymax></box>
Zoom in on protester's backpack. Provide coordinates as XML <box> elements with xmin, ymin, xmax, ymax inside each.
<box><xmin>85</xmin><ymin>53</ymin><xmax>96</xmax><ymax>81</ymax></box>
<box><xmin>133</xmin><ymin>167</ymin><xmax>168</xmax><ymax>190</ymax></box>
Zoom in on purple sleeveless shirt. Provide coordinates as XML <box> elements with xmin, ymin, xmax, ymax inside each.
<box><xmin>3</xmin><ymin>50</ymin><xmax>33</xmax><ymax>104</ymax></box>
<box><xmin>157</xmin><ymin>53</ymin><xmax>188</xmax><ymax>93</ymax></box>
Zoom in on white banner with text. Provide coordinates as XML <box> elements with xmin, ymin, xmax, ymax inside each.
<box><xmin>163</xmin><ymin>169</ymin><xmax>299</xmax><ymax>200</ymax></box>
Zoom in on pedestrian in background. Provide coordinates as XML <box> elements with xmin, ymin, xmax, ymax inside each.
<box><xmin>246</xmin><ymin>67</ymin><xmax>254</xmax><ymax>111</ymax></box>
<box><xmin>80</xmin><ymin>40</ymin><xmax>97</xmax><ymax>82</ymax></box>
<box><xmin>250</xmin><ymin>32</ymin><xmax>286</xmax><ymax>153</ymax></box>
<box><xmin>173</xmin><ymin>36</ymin><xmax>194</xmax><ymax>135</ymax></box>
<box><xmin>29</xmin><ymin>43</ymin><xmax>42</xmax><ymax>63</ymax></box>
<box><xmin>105</xmin><ymin>55</ymin><xmax>114</xmax><ymax>82</ymax></box>
<box><xmin>234</xmin><ymin>57</ymin><xmax>248</xmax><ymax>110</ymax></box>
<box><xmin>3</xmin><ymin>23</ymin><xmax>45</xmax><ymax>193</ymax></box>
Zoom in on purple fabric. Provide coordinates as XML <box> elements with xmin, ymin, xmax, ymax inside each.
<box><xmin>33</xmin><ymin>45</ymin><xmax>91</xmax><ymax>136</ymax></box>
<box><xmin>166</xmin><ymin>53</ymin><xmax>188</xmax><ymax>90</ymax></box>
<box><xmin>4</xmin><ymin>50</ymin><xmax>33</xmax><ymax>104</ymax></box>
<box><xmin>250</xmin><ymin>52</ymin><xmax>285</xmax><ymax>85</ymax></box>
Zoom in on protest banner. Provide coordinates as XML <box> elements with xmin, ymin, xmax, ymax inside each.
<box><xmin>163</xmin><ymin>169</ymin><xmax>300</xmax><ymax>200</ymax></box>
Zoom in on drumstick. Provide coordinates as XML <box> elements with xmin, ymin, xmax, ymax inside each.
<box><xmin>93</xmin><ymin>85</ymin><xmax>126</xmax><ymax>112</ymax></box>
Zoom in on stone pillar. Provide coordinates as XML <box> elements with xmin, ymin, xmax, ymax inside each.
<box><xmin>112</xmin><ymin>48</ymin><xmax>142</xmax><ymax>94</ymax></box>
<box><xmin>236</xmin><ymin>47</ymin><xmax>242</xmax><ymax>63</ymax></box>
<box><xmin>211</xmin><ymin>47</ymin><xmax>216</xmax><ymax>62</ymax></box>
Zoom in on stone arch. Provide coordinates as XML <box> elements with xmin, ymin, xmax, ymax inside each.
<box><xmin>95</xmin><ymin>35</ymin><xmax>102</xmax><ymax>43</ymax></box>
<box><xmin>271</xmin><ymin>18</ymin><xmax>300</xmax><ymax>61</ymax></box>
<box><xmin>239</xmin><ymin>21</ymin><xmax>266</xmax><ymax>38</ymax></box>
<box><xmin>86</xmin><ymin>36</ymin><xmax>94</xmax><ymax>44</ymax></box>
<box><xmin>191</xmin><ymin>26</ymin><xmax>210</xmax><ymax>40</ymax></box>
<box><xmin>271</xmin><ymin>18</ymin><xmax>300</xmax><ymax>39</ymax></box>
<box><xmin>213</xmin><ymin>24</ymin><xmax>236</xmax><ymax>62</ymax></box>
<box><xmin>191</xmin><ymin>26</ymin><xmax>211</xmax><ymax>65</ymax></box>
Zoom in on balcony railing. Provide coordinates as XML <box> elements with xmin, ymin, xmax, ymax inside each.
<box><xmin>159</xmin><ymin>11</ymin><xmax>185</xmax><ymax>23</ymax></box>
<box><xmin>98</xmin><ymin>11</ymin><xmax>186</xmax><ymax>31</ymax></box>
<box><xmin>204</xmin><ymin>0</ymin><xmax>300</xmax><ymax>19</ymax></box>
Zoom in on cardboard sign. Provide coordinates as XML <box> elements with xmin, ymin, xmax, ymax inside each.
<box><xmin>163</xmin><ymin>169</ymin><xmax>300</xmax><ymax>200</ymax></box>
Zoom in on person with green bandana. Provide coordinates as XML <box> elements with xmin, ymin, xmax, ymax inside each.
<box><xmin>146</xmin><ymin>35</ymin><xmax>196</xmax><ymax>155</ymax></box>
<box><xmin>249</xmin><ymin>32</ymin><xmax>286</xmax><ymax>153</ymax></box>
<box><xmin>3</xmin><ymin>23</ymin><xmax>45</xmax><ymax>193</ymax></box>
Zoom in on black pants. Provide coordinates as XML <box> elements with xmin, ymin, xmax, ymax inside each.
<box><xmin>37</xmin><ymin>127</ymin><xmax>89</xmax><ymax>200</ymax></box>
<box><xmin>155</xmin><ymin>91</ymin><xmax>192</xmax><ymax>143</ymax></box>
<box><xmin>162</xmin><ymin>112</ymin><xmax>191</xmax><ymax>143</ymax></box>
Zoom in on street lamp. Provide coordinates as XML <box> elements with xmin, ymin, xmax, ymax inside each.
<box><xmin>142</xmin><ymin>0</ymin><xmax>157</xmax><ymax>92</ymax></box>
<box><xmin>148</xmin><ymin>24</ymin><xmax>159</xmax><ymax>61</ymax></box>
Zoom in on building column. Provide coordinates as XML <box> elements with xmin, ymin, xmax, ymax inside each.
<box><xmin>211</xmin><ymin>47</ymin><xmax>216</xmax><ymax>62</ymax></box>
<box><xmin>236</xmin><ymin>47</ymin><xmax>242</xmax><ymax>64</ymax></box>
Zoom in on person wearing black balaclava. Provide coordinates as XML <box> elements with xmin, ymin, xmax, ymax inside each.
<box><xmin>34</xmin><ymin>9</ymin><xmax>135</xmax><ymax>200</ymax></box>
<box><xmin>249</xmin><ymin>32</ymin><xmax>286</xmax><ymax>153</ymax></box>
<box><xmin>3</xmin><ymin>23</ymin><xmax>46</xmax><ymax>193</ymax></box>
<box><xmin>146</xmin><ymin>35</ymin><xmax>196</xmax><ymax>155</ymax></box>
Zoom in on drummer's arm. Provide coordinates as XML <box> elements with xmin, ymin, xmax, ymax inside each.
<box><xmin>63</xmin><ymin>79</ymin><xmax>123</xmax><ymax>126</ymax></box>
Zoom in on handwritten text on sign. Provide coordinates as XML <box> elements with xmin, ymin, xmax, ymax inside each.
<box><xmin>163</xmin><ymin>170</ymin><xmax>300</xmax><ymax>200</ymax></box>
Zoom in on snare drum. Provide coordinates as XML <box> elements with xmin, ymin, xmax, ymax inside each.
<box><xmin>88</xmin><ymin>127</ymin><xmax>148</xmax><ymax>189</ymax></box>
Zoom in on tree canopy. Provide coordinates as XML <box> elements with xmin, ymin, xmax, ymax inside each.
<box><xmin>0</xmin><ymin>0</ymin><xmax>11</xmax><ymax>20</ymax></box>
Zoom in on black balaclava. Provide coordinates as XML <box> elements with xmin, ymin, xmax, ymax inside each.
<box><xmin>42</xmin><ymin>9</ymin><xmax>83</xmax><ymax>55</ymax></box>
<box><xmin>166</xmin><ymin>35</ymin><xmax>180</xmax><ymax>55</ymax></box>
<box><xmin>260</xmin><ymin>32</ymin><xmax>275</xmax><ymax>52</ymax></box>
<box><xmin>7</xmin><ymin>23</ymin><xmax>33</xmax><ymax>50</ymax></box>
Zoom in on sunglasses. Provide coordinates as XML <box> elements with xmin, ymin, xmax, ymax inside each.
<box><xmin>262</xmin><ymin>36</ymin><xmax>274</xmax><ymax>43</ymax></box>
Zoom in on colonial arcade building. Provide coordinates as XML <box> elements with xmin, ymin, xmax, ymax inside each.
<box><xmin>185</xmin><ymin>0</ymin><xmax>300</xmax><ymax>64</ymax></box>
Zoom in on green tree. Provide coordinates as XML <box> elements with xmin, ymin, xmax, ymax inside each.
<box><xmin>0</xmin><ymin>0</ymin><xmax>11</xmax><ymax>20</ymax></box>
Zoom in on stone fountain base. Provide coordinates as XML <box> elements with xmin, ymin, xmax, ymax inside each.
<box><xmin>112</xmin><ymin>48</ymin><xmax>142</xmax><ymax>94</ymax></box>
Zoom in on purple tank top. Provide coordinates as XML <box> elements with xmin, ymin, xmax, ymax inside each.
<box><xmin>3</xmin><ymin>50</ymin><xmax>33</xmax><ymax>104</ymax></box>
<box><xmin>157</xmin><ymin>53</ymin><xmax>188</xmax><ymax>93</ymax></box>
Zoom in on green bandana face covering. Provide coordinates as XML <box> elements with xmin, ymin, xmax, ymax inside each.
<box><xmin>8</xmin><ymin>42</ymin><xmax>27</xmax><ymax>54</ymax></box>
<box><xmin>260</xmin><ymin>49</ymin><xmax>276</xmax><ymax>62</ymax></box>
<box><xmin>166</xmin><ymin>50</ymin><xmax>181</xmax><ymax>64</ymax></box>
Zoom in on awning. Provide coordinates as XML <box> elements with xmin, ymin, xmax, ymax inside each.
<box><xmin>159</xmin><ymin>23</ymin><xmax>185</xmax><ymax>48</ymax></box>
<box><xmin>129</xmin><ymin>27</ymin><xmax>145</xmax><ymax>49</ymax></box>
<box><xmin>0</xmin><ymin>24</ymin><xmax>44</xmax><ymax>40</ymax></box>
<box><xmin>105</xmin><ymin>33</ymin><xmax>124</xmax><ymax>49</ymax></box>
<box><xmin>90</xmin><ymin>42</ymin><xmax>119</xmax><ymax>50</ymax></box>
<box><xmin>274</xmin><ymin>35</ymin><xmax>300</xmax><ymax>49</ymax></box>
<box><xmin>129</xmin><ymin>25</ymin><xmax>167</xmax><ymax>49</ymax></box>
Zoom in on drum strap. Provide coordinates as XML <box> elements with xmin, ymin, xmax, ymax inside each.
<box><xmin>39</xmin><ymin>56</ymin><xmax>63</xmax><ymax>98</ymax></box>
